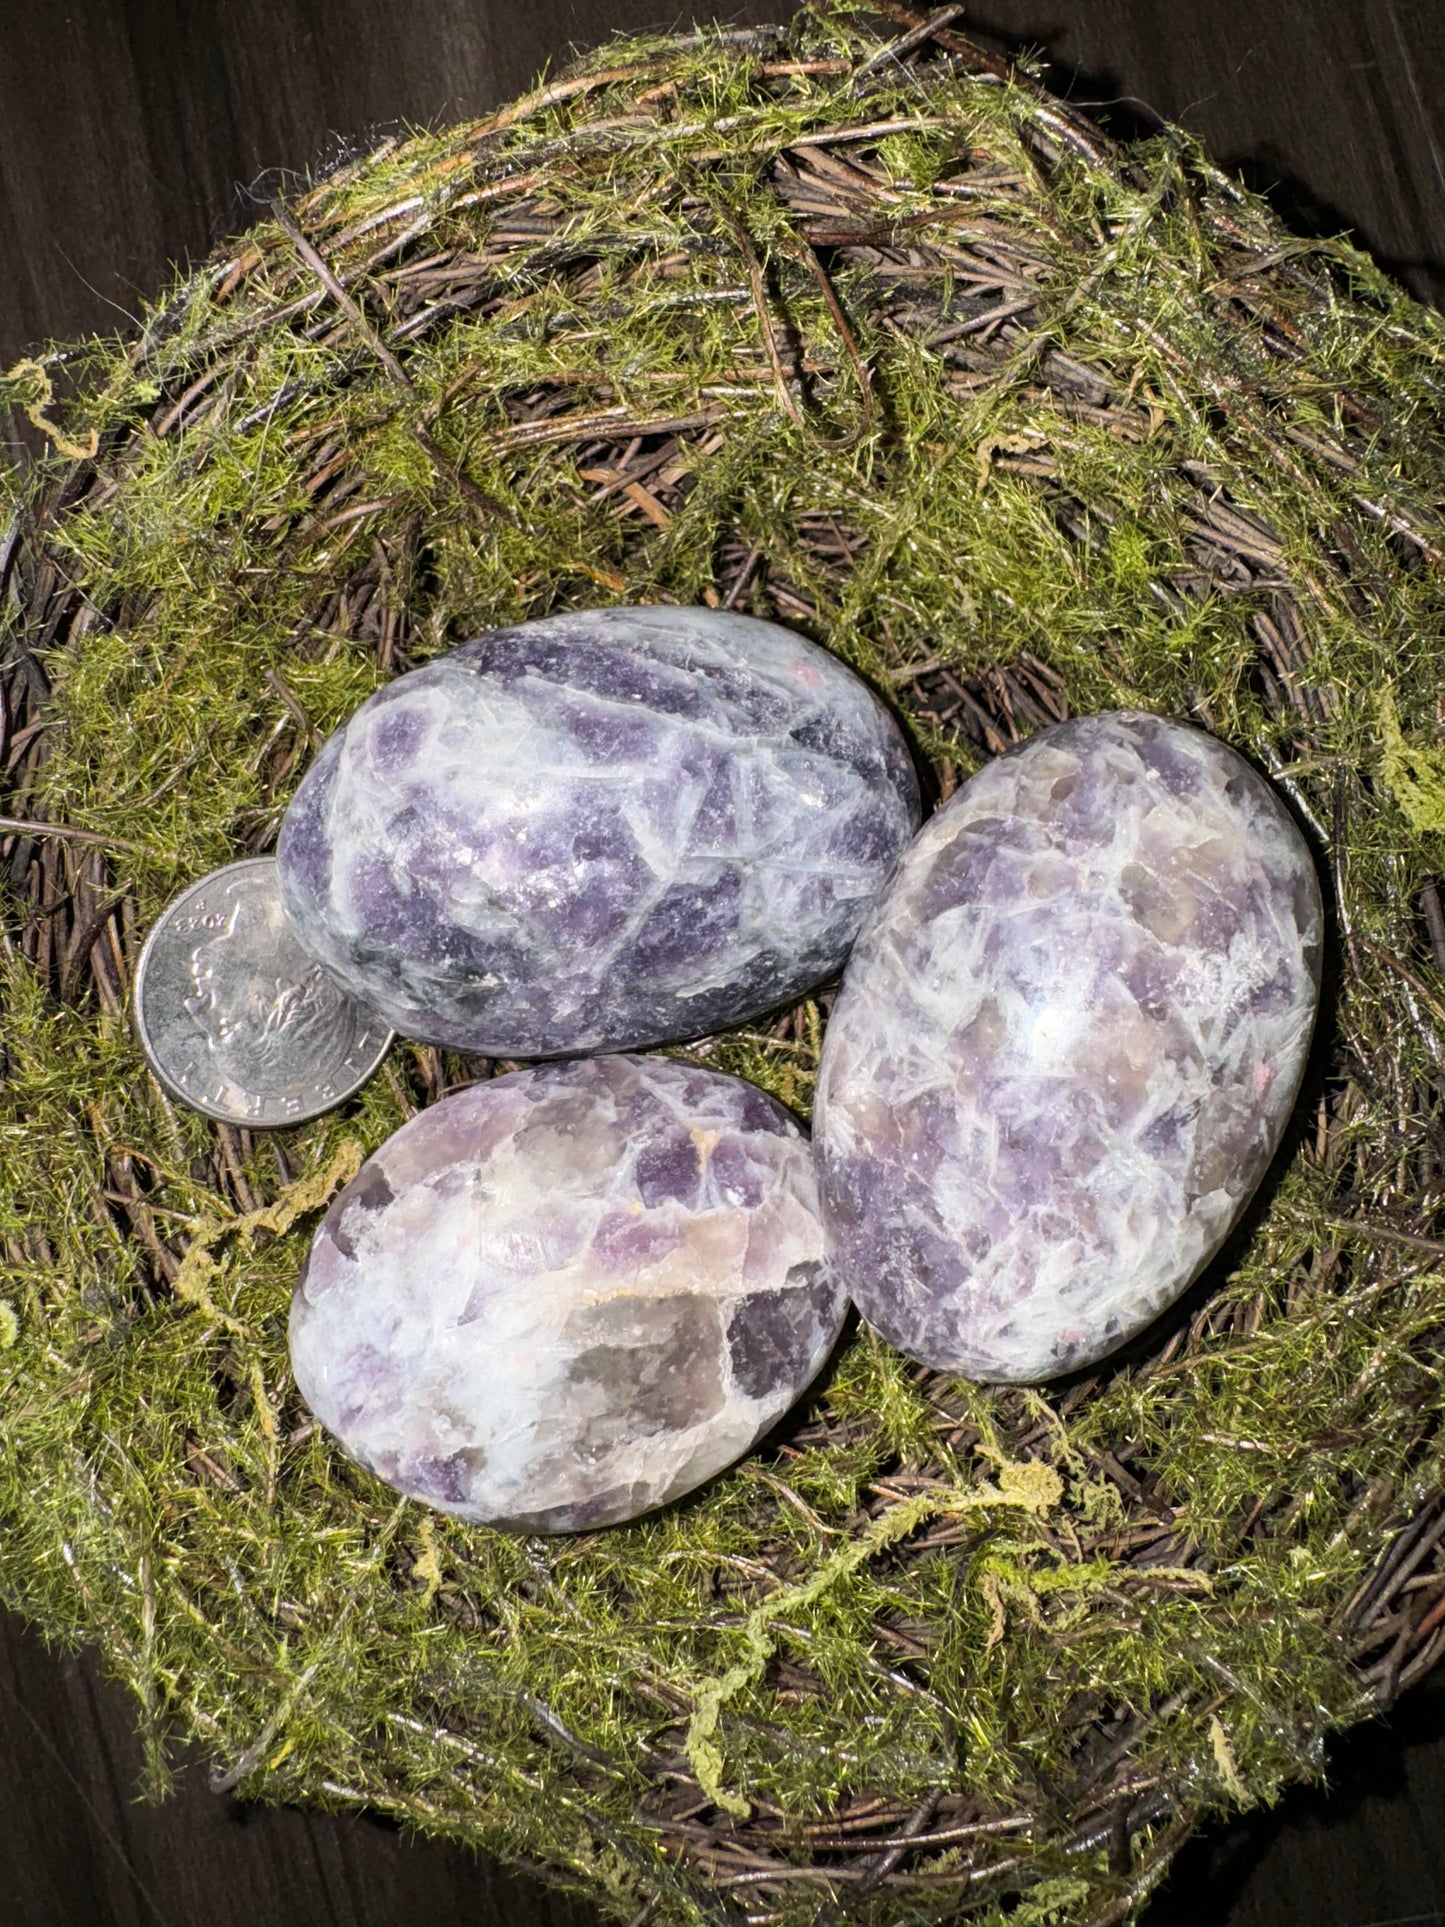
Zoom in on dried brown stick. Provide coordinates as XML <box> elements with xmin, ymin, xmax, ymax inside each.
<box><xmin>854</xmin><ymin>6</ymin><xmax>970</xmax><ymax>82</ymax></box>
<box><xmin>270</xmin><ymin>198</ymin><xmax>520</xmax><ymax>532</ymax></box>
<box><xmin>270</xmin><ymin>198</ymin><xmax>413</xmax><ymax>391</ymax></box>
<box><xmin>801</xmin><ymin>1813</ymin><xmax>1027</xmax><ymax>1852</ymax></box>
<box><xmin>1422</xmin><ymin>882</ymin><xmax>1445</xmax><ymax>973</ymax></box>
<box><xmin>0</xmin><ymin>814</ymin><xmax>153</xmax><ymax>857</ymax></box>
<box><xmin>860</xmin><ymin>0</ymin><xmax>1012</xmax><ymax>79</ymax></box>
<box><xmin>792</xmin><ymin>240</ymin><xmax>876</xmax><ymax>449</ymax></box>
<box><xmin>853</xmin><ymin>1790</ymin><xmax>945</xmax><ymax>1891</ymax></box>
<box><xmin>1327</xmin><ymin>1219</ymin><xmax>1445</xmax><ymax>1258</ymax></box>
<box><xmin>708</xmin><ymin>202</ymin><xmax>804</xmax><ymax>429</ymax></box>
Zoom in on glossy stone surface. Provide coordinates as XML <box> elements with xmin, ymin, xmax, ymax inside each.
<box><xmin>275</xmin><ymin>606</ymin><xmax>919</xmax><ymax>1056</ymax></box>
<box><xmin>289</xmin><ymin>1054</ymin><xmax>843</xmax><ymax>1530</ymax></box>
<box><xmin>815</xmin><ymin>712</ymin><xmax>1323</xmax><ymax>1382</ymax></box>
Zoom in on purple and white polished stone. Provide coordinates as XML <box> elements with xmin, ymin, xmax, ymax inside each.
<box><xmin>275</xmin><ymin>606</ymin><xmax>920</xmax><ymax>1056</ymax></box>
<box><xmin>815</xmin><ymin>711</ymin><xmax>1323</xmax><ymax>1383</ymax></box>
<box><xmin>289</xmin><ymin>1054</ymin><xmax>844</xmax><ymax>1530</ymax></box>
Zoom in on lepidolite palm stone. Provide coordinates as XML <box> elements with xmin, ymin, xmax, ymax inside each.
<box><xmin>289</xmin><ymin>1054</ymin><xmax>843</xmax><ymax>1530</ymax></box>
<box><xmin>275</xmin><ymin>606</ymin><xmax>919</xmax><ymax>1056</ymax></box>
<box><xmin>815</xmin><ymin>712</ymin><xmax>1323</xmax><ymax>1382</ymax></box>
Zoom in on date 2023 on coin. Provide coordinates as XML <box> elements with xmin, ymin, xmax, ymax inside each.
<box><xmin>134</xmin><ymin>858</ymin><xmax>393</xmax><ymax>1127</ymax></box>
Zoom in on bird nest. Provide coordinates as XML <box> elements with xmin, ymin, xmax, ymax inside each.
<box><xmin>3</xmin><ymin>6</ymin><xmax>1445</xmax><ymax>1923</ymax></box>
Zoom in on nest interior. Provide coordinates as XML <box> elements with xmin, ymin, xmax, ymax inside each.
<box><xmin>3</xmin><ymin>5</ymin><xmax>1445</xmax><ymax>1923</ymax></box>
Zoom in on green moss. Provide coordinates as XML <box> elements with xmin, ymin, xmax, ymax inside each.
<box><xmin>1380</xmin><ymin>689</ymin><xmax>1445</xmax><ymax>837</ymax></box>
<box><xmin>3</xmin><ymin>7</ymin><xmax>1445</xmax><ymax>1924</ymax></box>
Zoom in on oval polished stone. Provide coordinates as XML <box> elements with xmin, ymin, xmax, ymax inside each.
<box><xmin>814</xmin><ymin>712</ymin><xmax>1323</xmax><ymax>1382</ymax></box>
<box><xmin>290</xmin><ymin>1055</ymin><xmax>844</xmax><ymax>1530</ymax></box>
<box><xmin>276</xmin><ymin>606</ymin><xmax>920</xmax><ymax>1056</ymax></box>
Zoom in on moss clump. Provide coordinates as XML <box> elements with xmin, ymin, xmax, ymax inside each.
<box><xmin>4</xmin><ymin>6</ymin><xmax>1445</xmax><ymax>1923</ymax></box>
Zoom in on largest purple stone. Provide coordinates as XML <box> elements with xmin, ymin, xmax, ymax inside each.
<box><xmin>275</xmin><ymin>606</ymin><xmax>919</xmax><ymax>1056</ymax></box>
<box><xmin>815</xmin><ymin>712</ymin><xmax>1324</xmax><ymax>1382</ymax></box>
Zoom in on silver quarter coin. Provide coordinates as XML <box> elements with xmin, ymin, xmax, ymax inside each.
<box><xmin>134</xmin><ymin>857</ymin><xmax>393</xmax><ymax>1127</ymax></box>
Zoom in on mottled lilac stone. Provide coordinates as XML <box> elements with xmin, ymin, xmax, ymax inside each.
<box><xmin>275</xmin><ymin>606</ymin><xmax>920</xmax><ymax>1056</ymax></box>
<box><xmin>814</xmin><ymin>712</ymin><xmax>1323</xmax><ymax>1382</ymax></box>
<box><xmin>289</xmin><ymin>1055</ymin><xmax>844</xmax><ymax>1530</ymax></box>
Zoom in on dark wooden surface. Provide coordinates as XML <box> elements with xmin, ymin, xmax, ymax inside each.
<box><xmin>4</xmin><ymin>0</ymin><xmax>1445</xmax><ymax>373</ymax></box>
<box><xmin>4</xmin><ymin>4</ymin><xmax>1445</xmax><ymax>1922</ymax></box>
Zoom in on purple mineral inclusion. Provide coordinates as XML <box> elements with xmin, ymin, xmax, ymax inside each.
<box><xmin>275</xmin><ymin>606</ymin><xmax>920</xmax><ymax>1056</ymax></box>
<box><xmin>814</xmin><ymin>712</ymin><xmax>1323</xmax><ymax>1383</ymax></box>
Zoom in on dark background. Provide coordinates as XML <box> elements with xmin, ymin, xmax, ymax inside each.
<box><xmin>3</xmin><ymin>3</ymin><xmax>1445</xmax><ymax>1923</ymax></box>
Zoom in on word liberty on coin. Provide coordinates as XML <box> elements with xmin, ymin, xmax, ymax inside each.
<box><xmin>134</xmin><ymin>858</ymin><xmax>393</xmax><ymax>1127</ymax></box>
